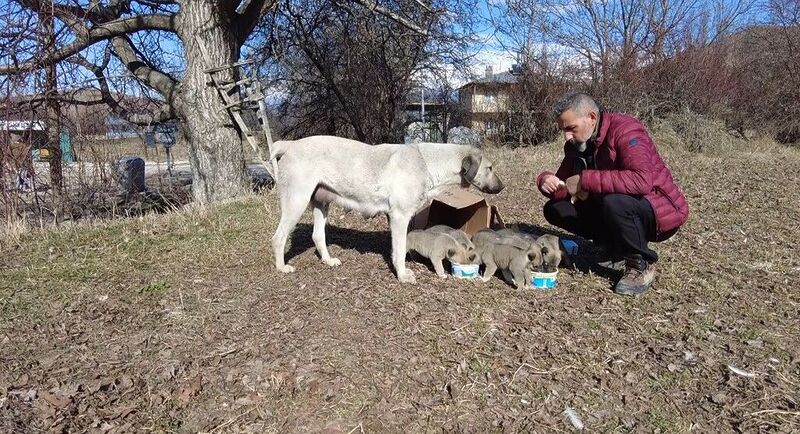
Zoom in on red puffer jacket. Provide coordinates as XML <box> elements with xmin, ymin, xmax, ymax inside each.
<box><xmin>536</xmin><ymin>112</ymin><xmax>689</xmax><ymax>235</ymax></box>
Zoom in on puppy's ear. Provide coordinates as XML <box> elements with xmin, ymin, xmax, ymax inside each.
<box><xmin>461</xmin><ymin>153</ymin><xmax>482</xmax><ymax>181</ymax></box>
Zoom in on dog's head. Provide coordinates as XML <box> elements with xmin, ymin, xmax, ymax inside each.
<box><xmin>461</xmin><ymin>152</ymin><xmax>504</xmax><ymax>193</ymax></box>
<box><xmin>525</xmin><ymin>244</ymin><xmax>543</xmax><ymax>269</ymax></box>
<box><xmin>539</xmin><ymin>245</ymin><xmax>561</xmax><ymax>272</ymax></box>
<box><xmin>447</xmin><ymin>246</ymin><xmax>479</xmax><ymax>265</ymax></box>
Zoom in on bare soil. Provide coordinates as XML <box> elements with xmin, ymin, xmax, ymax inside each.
<box><xmin>1</xmin><ymin>143</ymin><xmax>799</xmax><ymax>433</ymax></box>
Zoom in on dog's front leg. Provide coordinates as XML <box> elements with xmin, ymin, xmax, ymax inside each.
<box><xmin>510</xmin><ymin>266</ymin><xmax>527</xmax><ymax>290</ymax></box>
<box><xmin>390</xmin><ymin>215</ymin><xmax>416</xmax><ymax>284</ymax></box>
<box><xmin>431</xmin><ymin>256</ymin><xmax>448</xmax><ymax>279</ymax></box>
<box><xmin>482</xmin><ymin>260</ymin><xmax>497</xmax><ymax>283</ymax></box>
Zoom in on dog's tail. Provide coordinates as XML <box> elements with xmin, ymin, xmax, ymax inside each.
<box><xmin>268</xmin><ymin>139</ymin><xmax>292</xmax><ymax>180</ymax></box>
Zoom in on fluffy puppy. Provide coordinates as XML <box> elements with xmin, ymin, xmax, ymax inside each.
<box><xmin>407</xmin><ymin>230</ymin><xmax>478</xmax><ymax>278</ymax></box>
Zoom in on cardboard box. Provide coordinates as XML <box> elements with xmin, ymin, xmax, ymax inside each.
<box><xmin>411</xmin><ymin>188</ymin><xmax>504</xmax><ymax>236</ymax></box>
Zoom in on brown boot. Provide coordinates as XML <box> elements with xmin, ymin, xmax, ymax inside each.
<box><xmin>614</xmin><ymin>255</ymin><xmax>656</xmax><ymax>296</ymax></box>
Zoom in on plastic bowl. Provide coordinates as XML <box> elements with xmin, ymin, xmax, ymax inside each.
<box><xmin>451</xmin><ymin>263</ymin><xmax>480</xmax><ymax>279</ymax></box>
<box><xmin>531</xmin><ymin>270</ymin><xmax>558</xmax><ymax>289</ymax></box>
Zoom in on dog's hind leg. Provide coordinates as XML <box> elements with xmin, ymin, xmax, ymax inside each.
<box><xmin>501</xmin><ymin>268</ymin><xmax>516</xmax><ymax>285</ymax></box>
<box><xmin>312</xmin><ymin>201</ymin><xmax>341</xmax><ymax>267</ymax></box>
<box><xmin>272</xmin><ymin>181</ymin><xmax>314</xmax><ymax>273</ymax></box>
<box><xmin>389</xmin><ymin>213</ymin><xmax>416</xmax><ymax>284</ymax></box>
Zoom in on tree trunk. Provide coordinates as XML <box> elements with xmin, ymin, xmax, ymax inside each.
<box><xmin>40</xmin><ymin>10</ymin><xmax>64</xmax><ymax>199</ymax></box>
<box><xmin>178</xmin><ymin>0</ymin><xmax>246</xmax><ymax>205</ymax></box>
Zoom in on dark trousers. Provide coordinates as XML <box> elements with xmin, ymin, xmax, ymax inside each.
<box><xmin>543</xmin><ymin>194</ymin><xmax>671</xmax><ymax>264</ymax></box>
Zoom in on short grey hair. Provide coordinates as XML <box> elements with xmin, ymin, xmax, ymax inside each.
<box><xmin>553</xmin><ymin>92</ymin><xmax>599</xmax><ymax>117</ymax></box>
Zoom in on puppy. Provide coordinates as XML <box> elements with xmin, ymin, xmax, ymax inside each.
<box><xmin>473</xmin><ymin>229</ymin><xmax>543</xmax><ymax>289</ymax></box>
<box><xmin>426</xmin><ymin>225</ymin><xmax>475</xmax><ymax>251</ymax></box>
<box><xmin>535</xmin><ymin>234</ymin><xmax>572</xmax><ymax>272</ymax></box>
<box><xmin>407</xmin><ymin>230</ymin><xmax>478</xmax><ymax>278</ymax></box>
<box><xmin>496</xmin><ymin>228</ymin><xmax>573</xmax><ymax>272</ymax></box>
<box><xmin>473</xmin><ymin>228</ymin><xmax>530</xmax><ymax>251</ymax></box>
<box><xmin>495</xmin><ymin>227</ymin><xmax>537</xmax><ymax>245</ymax></box>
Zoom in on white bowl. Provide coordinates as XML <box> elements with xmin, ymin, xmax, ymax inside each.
<box><xmin>451</xmin><ymin>263</ymin><xmax>480</xmax><ymax>279</ymax></box>
<box><xmin>531</xmin><ymin>270</ymin><xmax>558</xmax><ymax>289</ymax></box>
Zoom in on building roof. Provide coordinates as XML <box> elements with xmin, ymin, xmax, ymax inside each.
<box><xmin>0</xmin><ymin>120</ymin><xmax>45</xmax><ymax>131</ymax></box>
<box><xmin>460</xmin><ymin>71</ymin><xmax>518</xmax><ymax>89</ymax></box>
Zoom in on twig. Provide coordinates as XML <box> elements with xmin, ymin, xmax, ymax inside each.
<box><xmin>508</xmin><ymin>363</ymin><xmax>567</xmax><ymax>387</ymax></box>
<box><xmin>346</xmin><ymin>422</ymin><xmax>364</xmax><ymax>434</ymax></box>
<box><xmin>448</xmin><ymin>323</ymin><xmax>470</xmax><ymax>334</ymax></box>
<box><xmin>208</xmin><ymin>408</ymin><xmax>255</xmax><ymax>433</ymax></box>
<box><xmin>750</xmin><ymin>410</ymin><xmax>800</xmax><ymax>417</ymax></box>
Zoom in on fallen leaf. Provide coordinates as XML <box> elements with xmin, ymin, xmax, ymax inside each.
<box><xmin>118</xmin><ymin>376</ymin><xmax>134</xmax><ymax>391</ymax></box>
<box><xmin>746</xmin><ymin>339</ymin><xmax>763</xmax><ymax>348</ymax></box>
<box><xmin>175</xmin><ymin>374</ymin><xmax>202</xmax><ymax>404</ymax></box>
<box><xmin>711</xmin><ymin>393</ymin><xmax>728</xmax><ymax>405</ymax></box>
<box><xmin>40</xmin><ymin>391</ymin><xmax>71</xmax><ymax>409</ymax></box>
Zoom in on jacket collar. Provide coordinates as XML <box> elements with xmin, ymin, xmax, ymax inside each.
<box><xmin>594</xmin><ymin>111</ymin><xmax>609</xmax><ymax>145</ymax></box>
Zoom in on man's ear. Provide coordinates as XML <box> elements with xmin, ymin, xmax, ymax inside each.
<box><xmin>461</xmin><ymin>153</ymin><xmax>482</xmax><ymax>181</ymax></box>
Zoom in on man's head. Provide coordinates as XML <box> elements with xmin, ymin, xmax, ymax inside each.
<box><xmin>553</xmin><ymin>93</ymin><xmax>600</xmax><ymax>150</ymax></box>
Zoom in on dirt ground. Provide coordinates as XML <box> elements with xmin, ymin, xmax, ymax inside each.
<box><xmin>1</xmin><ymin>142</ymin><xmax>799</xmax><ymax>433</ymax></box>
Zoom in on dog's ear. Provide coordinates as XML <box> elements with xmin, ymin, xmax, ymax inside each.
<box><xmin>461</xmin><ymin>153</ymin><xmax>482</xmax><ymax>181</ymax></box>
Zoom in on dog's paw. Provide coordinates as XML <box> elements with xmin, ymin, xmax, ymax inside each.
<box><xmin>323</xmin><ymin>257</ymin><xmax>342</xmax><ymax>267</ymax></box>
<box><xmin>277</xmin><ymin>264</ymin><xmax>296</xmax><ymax>273</ymax></box>
<box><xmin>437</xmin><ymin>273</ymin><xmax>449</xmax><ymax>280</ymax></box>
<box><xmin>481</xmin><ymin>275</ymin><xmax>492</xmax><ymax>283</ymax></box>
<box><xmin>398</xmin><ymin>269</ymin><xmax>416</xmax><ymax>284</ymax></box>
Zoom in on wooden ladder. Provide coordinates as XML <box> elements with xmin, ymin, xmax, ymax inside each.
<box><xmin>197</xmin><ymin>42</ymin><xmax>277</xmax><ymax>181</ymax></box>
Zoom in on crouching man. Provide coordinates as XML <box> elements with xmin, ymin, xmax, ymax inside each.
<box><xmin>536</xmin><ymin>93</ymin><xmax>689</xmax><ymax>295</ymax></box>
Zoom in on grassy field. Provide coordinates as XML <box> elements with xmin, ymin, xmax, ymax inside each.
<box><xmin>2</xmin><ymin>137</ymin><xmax>800</xmax><ymax>432</ymax></box>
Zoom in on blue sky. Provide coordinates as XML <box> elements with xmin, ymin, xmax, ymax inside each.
<box><xmin>0</xmin><ymin>0</ymin><xmax>769</xmax><ymax>96</ymax></box>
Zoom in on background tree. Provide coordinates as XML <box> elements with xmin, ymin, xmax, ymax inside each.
<box><xmin>258</xmin><ymin>0</ymin><xmax>479</xmax><ymax>143</ymax></box>
<box><xmin>0</xmin><ymin>0</ymin><xmax>432</xmax><ymax>205</ymax></box>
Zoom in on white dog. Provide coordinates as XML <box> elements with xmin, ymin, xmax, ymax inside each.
<box><xmin>269</xmin><ymin>135</ymin><xmax>504</xmax><ymax>283</ymax></box>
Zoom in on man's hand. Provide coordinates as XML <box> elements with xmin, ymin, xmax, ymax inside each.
<box><xmin>565</xmin><ymin>174</ymin><xmax>581</xmax><ymax>195</ymax></box>
<box><xmin>565</xmin><ymin>175</ymin><xmax>589</xmax><ymax>203</ymax></box>
<box><xmin>541</xmin><ymin>174</ymin><xmax>565</xmax><ymax>195</ymax></box>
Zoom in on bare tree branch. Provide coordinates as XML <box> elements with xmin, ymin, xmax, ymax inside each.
<box><xmin>0</xmin><ymin>14</ymin><xmax>177</xmax><ymax>74</ymax></box>
<box><xmin>110</xmin><ymin>35</ymin><xmax>179</xmax><ymax>101</ymax></box>
<box><xmin>235</xmin><ymin>0</ymin><xmax>277</xmax><ymax>44</ymax></box>
<box><xmin>66</xmin><ymin>49</ymin><xmax>176</xmax><ymax>125</ymax></box>
<box><xmin>350</xmin><ymin>0</ymin><xmax>429</xmax><ymax>35</ymax></box>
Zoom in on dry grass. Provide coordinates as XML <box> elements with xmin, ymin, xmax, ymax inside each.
<box><xmin>2</xmin><ymin>141</ymin><xmax>800</xmax><ymax>433</ymax></box>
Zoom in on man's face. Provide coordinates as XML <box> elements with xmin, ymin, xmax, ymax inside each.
<box><xmin>557</xmin><ymin>109</ymin><xmax>598</xmax><ymax>148</ymax></box>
